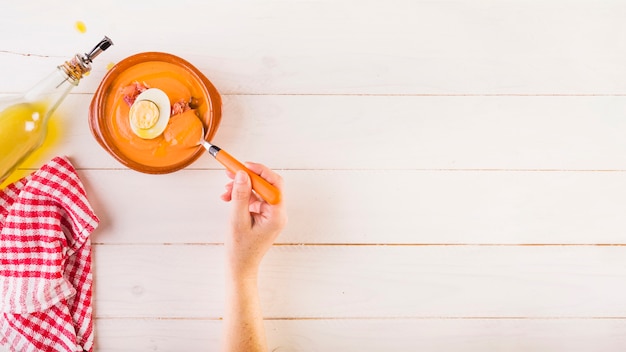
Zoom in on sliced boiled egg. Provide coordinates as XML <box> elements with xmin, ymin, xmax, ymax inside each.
<box><xmin>129</xmin><ymin>88</ymin><xmax>170</xmax><ymax>139</ymax></box>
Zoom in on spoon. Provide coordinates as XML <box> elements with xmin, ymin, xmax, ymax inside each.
<box><xmin>197</xmin><ymin>125</ymin><xmax>282</xmax><ymax>205</ymax></box>
<box><xmin>166</xmin><ymin>99</ymin><xmax>281</xmax><ymax>205</ymax></box>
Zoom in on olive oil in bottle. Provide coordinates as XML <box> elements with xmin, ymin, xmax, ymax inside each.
<box><xmin>0</xmin><ymin>36</ymin><xmax>113</xmax><ymax>184</ymax></box>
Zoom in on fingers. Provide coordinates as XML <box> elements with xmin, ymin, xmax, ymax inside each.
<box><xmin>224</xmin><ymin>169</ymin><xmax>236</xmax><ymax>180</ymax></box>
<box><xmin>222</xmin><ymin>181</ymin><xmax>263</xmax><ymax>207</ymax></box>
<box><xmin>230</xmin><ymin>171</ymin><xmax>253</xmax><ymax>227</ymax></box>
<box><xmin>221</xmin><ymin>162</ymin><xmax>282</xmax><ymax>209</ymax></box>
<box><xmin>224</xmin><ymin>162</ymin><xmax>282</xmax><ymax>189</ymax></box>
<box><xmin>244</xmin><ymin>162</ymin><xmax>284</xmax><ymax>191</ymax></box>
<box><xmin>221</xmin><ymin>182</ymin><xmax>233</xmax><ymax>202</ymax></box>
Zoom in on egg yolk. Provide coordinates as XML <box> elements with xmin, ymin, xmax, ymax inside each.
<box><xmin>129</xmin><ymin>100</ymin><xmax>160</xmax><ymax>129</ymax></box>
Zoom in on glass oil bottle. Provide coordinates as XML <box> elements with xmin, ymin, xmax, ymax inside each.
<box><xmin>0</xmin><ymin>36</ymin><xmax>113</xmax><ymax>184</ymax></box>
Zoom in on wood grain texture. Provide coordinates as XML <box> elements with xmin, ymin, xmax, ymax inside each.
<box><xmin>84</xmin><ymin>169</ymin><xmax>626</xmax><ymax>245</ymax></box>
<box><xmin>2</xmin><ymin>0</ymin><xmax>626</xmax><ymax>350</ymax></box>
<box><xmin>94</xmin><ymin>245</ymin><xmax>626</xmax><ymax>318</ymax></box>
<box><xmin>6</xmin><ymin>94</ymin><xmax>626</xmax><ymax>171</ymax></box>
<box><xmin>1</xmin><ymin>1</ymin><xmax>626</xmax><ymax>95</ymax></box>
<box><xmin>94</xmin><ymin>318</ymin><xmax>626</xmax><ymax>352</ymax></box>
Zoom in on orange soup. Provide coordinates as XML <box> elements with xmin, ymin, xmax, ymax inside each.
<box><xmin>102</xmin><ymin>60</ymin><xmax>209</xmax><ymax>168</ymax></box>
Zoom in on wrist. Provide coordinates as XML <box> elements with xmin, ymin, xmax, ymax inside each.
<box><xmin>227</xmin><ymin>264</ymin><xmax>259</xmax><ymax>284</ymax></box>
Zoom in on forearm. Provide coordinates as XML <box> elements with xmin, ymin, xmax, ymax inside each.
<box><xmin>222</xmin><ymin>271</ymin><xmax>267</xmax><ymax>352</ymax></box>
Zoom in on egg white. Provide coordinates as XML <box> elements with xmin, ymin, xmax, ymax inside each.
<box><xmin>129</xmin><ymin>88</ymin><xmax>171</xmax><ymax>139</ymax></box>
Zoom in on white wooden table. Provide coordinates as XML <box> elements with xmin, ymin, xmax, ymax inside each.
<box><xmin>2</xmin><ymin>1</ymin><xmax>626</xmax><ymax>351</ymax></box>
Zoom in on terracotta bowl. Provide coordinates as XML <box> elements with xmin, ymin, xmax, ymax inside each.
<box><xmin>89</xmin><ymin>52</ymin><xmax>222</xmax><ymax>174</ymax></box>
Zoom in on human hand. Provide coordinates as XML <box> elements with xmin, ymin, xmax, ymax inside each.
<box><xmin>221</xmin><ymin>162</ymin><xmax>287</xmax><ymax>280</ymax></box>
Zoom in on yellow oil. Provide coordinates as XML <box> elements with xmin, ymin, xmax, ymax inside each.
<box><xmin>75</xmin><ymin>21</ymin><xmax>87</xmax><ymax>34</ymax></box>
<box><xmin>0</xmin><ymin>102</ymin><xmax>62</xmax><ymax>189</ymax></box>
<box><xmin>0</xmin><ymin>118</ymin><xmax>62</xmax><ymax>189</ymax></box>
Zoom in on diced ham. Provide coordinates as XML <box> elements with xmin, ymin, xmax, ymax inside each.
<box><xmin>121</xmin><ymin>81</ymin><xmax>199</xmax><ymax>119</ymax></box>
<box><xmin>121</xmin><ymin>81</ymin><xmax>150</xmax><ymax>106</ymax></box>
<box><xmin>171</xmin><ymin>97</ymin><xmax>200</xmax><ymax>117</ymax></box>
<box><xmin>171</xmin><ymin>98</ymin><xmax>191</xmax><ymax>116</ymax></box>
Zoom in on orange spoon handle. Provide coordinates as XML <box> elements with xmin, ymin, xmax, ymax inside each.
<box><xmin>213</xmin><ymin>148</ymin><xmax>282</xmax><ymax>205</ymax></box>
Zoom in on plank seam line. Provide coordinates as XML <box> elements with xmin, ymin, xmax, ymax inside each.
<box><xmin>225</xmin><ymin>93</ymin><xmax>626</xmax><ymax>97</ymax></box>
<box><xmin>29</xmin><ymin>167</ymin><xmax>626</xmax><ymax>172</ymax></box>
<box><xmin>94</xmin><ymin>316</ymin><xmax>626</xmax><ymax>321</ymax></box>
<box><xmin>0</xmin><ymin>50</ymin><xmax>56</xmax><ymax>58</ymax></box>
<box><xmin>91</xmin><ymin>243</ymin><xmax>626</xmax><ymax>246</ymax></box>
<box><xmin>62</xmin><ymin>92</ymin><xmax>626</xmax><ymax>97</ymax></box>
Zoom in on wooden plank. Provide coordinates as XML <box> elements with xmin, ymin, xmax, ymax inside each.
<box><xmin>82</xmin><ymin>169</ymin><xmax>626</xmax><ymax>245</ymax></box>
<box><xmin>94</xmin><ymin>318</ymin><xmax>626</xmax><ymax>352</ymax></box>
<box><xmin>5</xmin><ymin>1</ymin><xmax>626</xmax><ymax>352</ymax></box>
<box><xmin>1</xmin><ymin>1</ymin><xmax>626</xmax><ymax>95</ymax></box>
<box><xmin>6</xmin><ymin>95</ymin><xmax>626</xmax><ymax>172</ymax></box>
<box><xmin>93</xmin><ymin>245</ymin><xmax>626</xmax><ymax>318</ymax></box>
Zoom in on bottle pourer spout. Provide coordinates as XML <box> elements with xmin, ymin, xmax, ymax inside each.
<box><xmin>83</xmin><ymin>36</ymin><xmax>114</xmax><ymax>64</ymax></box>
<box><xmin>60</xmin><ymin>36</ymin><xmax>114</xmax><ymax>82</ymax></box>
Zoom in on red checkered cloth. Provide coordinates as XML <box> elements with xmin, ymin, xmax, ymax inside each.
<box><xmin>0</xmin><ymin>157</ymin><xmax>99</xmax><ymax>352</ymax></box>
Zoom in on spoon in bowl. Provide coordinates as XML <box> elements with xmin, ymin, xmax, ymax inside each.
<box><xmin>163</xmin><ymin>101</ymin><xmax>281</xmax><ymax>205</ymax></box>
<box><xmin>176</xmin><ymin>110</ymin><xmax>281</xmax><ymax>205</ymax></box>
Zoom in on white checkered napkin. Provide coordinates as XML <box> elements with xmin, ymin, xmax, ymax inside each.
<box><xmin>0</xmin><ymin>157</ymin><xmax>99</xmax><ymax>352</ymax></box>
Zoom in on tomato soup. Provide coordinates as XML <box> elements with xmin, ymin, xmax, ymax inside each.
<box><xmin>89</xmin><ymin>52</ymin><xmax>221</xmax><ymax>173</ymax></box>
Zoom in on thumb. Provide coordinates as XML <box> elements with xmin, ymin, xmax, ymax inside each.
<box><xmin>231</xmin><ymin>170</ymin><xmax>252</xmax><ymax>220</ymax></box>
